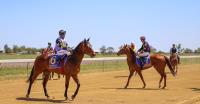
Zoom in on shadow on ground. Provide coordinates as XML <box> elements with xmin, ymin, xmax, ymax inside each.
<box><xmin>16</xmin><ymin>97</ymin><xmax>71</xmax><ymax>103</ymax></box>
<box><xmin>101</xmin><ymin>87</ymin><xmax>167</xmax><ymax>91</ymax></box>
<box><xmin>189</xmin><ymin>88</ymin><xmax>200</xmax><ymax>92</ymax></box>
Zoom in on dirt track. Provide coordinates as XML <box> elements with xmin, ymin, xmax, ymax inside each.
<box><xmin>0</xmin><ymin>64</ymin><xmax>200</xmax><ymax>104</ymax></box>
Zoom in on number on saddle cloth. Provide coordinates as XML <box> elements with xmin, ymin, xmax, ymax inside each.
<box><xmin>49</xmin><ymin>54</ymin><xmax>68</xmax><ymax>69</ymax></box>
<box><xmin>136</xmin><ymin>55</ymin><xmax>150</xmax><ymax>67</ymax></box>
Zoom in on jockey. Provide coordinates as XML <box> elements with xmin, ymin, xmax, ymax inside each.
<box><xmin>54</xmin><ymin>30</ymin><xmax>70</xmax><ymax>56</ymax></box>
<box><xmin>47</xmin><ymin>42</ymin><xmax>53</xmax><ymax>54</ymax></box>
<box><xmin>137</xmin><ymin>36</ymin><xmax>151</xmax><ymax>57</ymax></box>
<box><xmin>137</xmin><ymin>36</ymin><xmax>151</xmax><ymax>68</ymax></box>
<box><xmin>130</xmin><ymin>43</ymin><xmax>136</xmax><ymax>52</ymax></box>
<box><xmin>170</xmin><ymin>44</ymin><xmax>180</xmax><ymax>64</ymax></box>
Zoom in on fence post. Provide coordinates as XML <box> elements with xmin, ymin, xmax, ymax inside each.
<box><xmin>103</xmin><ymin>60</ymin><xmax>104</xmax><ymax>72</ymax></box>
<box><xmin>26</xmin><ymin>62</ymin><xmax>29</xmax><ymax>78</ymax></box>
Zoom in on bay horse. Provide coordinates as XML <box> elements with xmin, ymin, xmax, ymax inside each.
<box><xmin>26</xmin><ymin>38</ymin><xmax>96</xmax><ymax>100</ymax></box>
<box><xmin>170</xmin><ymin>53</ymin><xmax>178</xmax><ymax>74</ymax></box>
<box><xmin>117</xmin><ymin>45</ymin><xmax>176</xmax><ymax>89</ymax></box>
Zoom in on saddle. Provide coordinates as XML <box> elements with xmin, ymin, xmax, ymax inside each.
<box><xmin>136</xmin><ymin>55</ymin><xmax>151</xmax><ymax>68</ymax></box>
<box><xmin>48</xmin><ymin>54</ymin><xmax>68</xmax><ymax>69</ymax></box>
<box><xmin>170</xmin><ymin>53</ymin><xmax>177</xmax><ymax>60</ymax></box>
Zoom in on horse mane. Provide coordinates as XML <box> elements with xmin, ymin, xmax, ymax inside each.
<box><xmin>128</xmin><ymin>47</ymin><xmax>136</xmax><ymax>62</ymax></box>
<box><xmin>67</xmin><ymin>41</ymin><xmax>83</xmax><ymax>64</ymax></box>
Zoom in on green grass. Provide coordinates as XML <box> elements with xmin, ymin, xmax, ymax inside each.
<box><xmin>81</xmin><ymin>61</ymin><xmax>128</xmax><ymax>73</ymax></box>
<box><xmin>0</xmin><ymin>67</ymin><xmax>29</xmax><ymax>80</ymax></box>
<box><xmin>180</xmin><ymin>57</ymin><xmax>200</xmax><ymax>64</ymax></box>
<box><xmin>0</xmin><ymin>54</ymin><xmax>37</xmax><ymax>60</ymax></box>
<box><xmin>0</xmin><ymin>57</ymin><xmax>199</xmax><ymax>80</ymax></box>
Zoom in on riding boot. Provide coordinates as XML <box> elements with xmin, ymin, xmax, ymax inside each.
<box><xmin>139</xmin><ymin>58</ymin><xmax>144</xmax><ymax>69</ymax></box>
<box><xmin>178</xmin><ymin>56</ymin><xmax>180</xmax><ymax>64</ymax></box>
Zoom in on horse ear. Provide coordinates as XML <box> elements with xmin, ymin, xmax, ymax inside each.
<box><xmin>87</xmin><ymin>38</ymin><xmax>90</xmax><ymax>41</ymax></box>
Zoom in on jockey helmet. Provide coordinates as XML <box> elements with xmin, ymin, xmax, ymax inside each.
<box><xmin>48</xmin><ymin>42</ymin><xmax>51</xmax><ymax>45</ymax></box>
<box><xmin>140</xmin><ymin>36</ymin><xmax>146</xmax><ymax>40</ymax></box>
<box><xmin>59</xmin><ymin>30</ymin><xmax>66</xmax><ymax>36</ymax></box>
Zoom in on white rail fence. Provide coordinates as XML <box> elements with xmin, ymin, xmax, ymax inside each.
<box><xmin>0</xmin><ymin>56</ymin><xmax>200</xmax><ymax>64</ymax></box>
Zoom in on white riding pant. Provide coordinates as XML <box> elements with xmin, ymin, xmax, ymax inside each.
<box><xmin>57</xmin><ymin>50</ymin><xmax>71</xmax><ymax>56</ymax></box>
<box><xmin>137</xmin><ymin>52</ymin><xmax>150</xmax><ymax>57</ymax></box>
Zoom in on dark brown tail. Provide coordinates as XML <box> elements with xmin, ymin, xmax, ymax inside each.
<box><xmin>26</xmin><ymin>66</ymin><xmax>34</xmax><ymax>83</ymax></box>
<box><xmin>164</xmin><ymin>56</ymin><xmax>176</xmax><ymax>76</ymax></box>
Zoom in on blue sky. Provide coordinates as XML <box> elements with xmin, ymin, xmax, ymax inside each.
<box><xmin>0</xmin><ymin>0</ymin><xmax>200</xmax><ymax>52</ymax></box>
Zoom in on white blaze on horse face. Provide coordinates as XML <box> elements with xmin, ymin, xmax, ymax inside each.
<box><xmin>87</xmin><ymin>42</ymin><xmax>92</xmax><ymax>48</ymax></box>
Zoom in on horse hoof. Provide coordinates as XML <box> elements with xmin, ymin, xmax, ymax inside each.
<box><xmin>143</xmin><ymin>86</ymin><xmax>146</xmax><ymax>88</ymax></box>
<box><xmin>162</xmin><ymin>87</ymin><xmax>166</xmax><ymax>89</ymax></box>
<box><xmin>124</xmin><ymin>86</ymin><xmax>128</xmax><ymax>89</ymax></box>
<box><xmin>26</xmin><ymin>95</ymin><xmax>29</xmax><ymax>98</ymax></box>
<box><xmin>65</xmin><ymin>97</ymin><xmax>69</xmax><ymax>101</ymax></box>
<box><xmin>71</xmin><ymin>95</ymin><xmax>75</xmax><ymax>100</ymax></box>
<box><xmin>46</xmin><ymin>96</ymin><xmax>50</xmax><ymax>99</ymax></box>
<box><xmin>51</xmin><ymin>96</ymin><xmax>55</xmax><ymax>99</ymax></box>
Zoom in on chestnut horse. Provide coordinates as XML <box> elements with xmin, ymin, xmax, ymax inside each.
<box><xmin>117</xmin><ymin>45</ymin><xmax>176</xmax><ymax>89</ymax></box>
<box><xmin>26</xmin><ymin>38</ymin><xmax>96</xmax><ymax>100</ymax></box>
<box><xmin>170</xmin><ymin>53</ymin><xmax>178</xmax><ymax>74</ymax></box>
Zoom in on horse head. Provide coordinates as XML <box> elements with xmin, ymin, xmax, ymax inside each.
<box><xmin>76</xmin><ymin>38</ymin><xmax>96</xmax><ymax>57</ymax></box>
<box><xmin>41</xmin><ymin>48</ymin><xmax>49</xmax><ymax>59</ymax></box>
<box><xmin>117</xmin><ymin>44</ymin><xmax>129</xmax><ymax>56</ymax></box>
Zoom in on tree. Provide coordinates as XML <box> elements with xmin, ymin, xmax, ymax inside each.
<box><xmin>100</xmin><ymin>45</ymin><xmax>106</xmax><ymax>54</ymax></box>
<box><xmin>194</xmin><ymin>48</ymin><xmax>200</xmax><ymax>53</ymax></box>
<box><xmin>177</xmin><ymin>43</ymin><xmax>184</xmax><ymax>53</ymax></box>
<box><xmin>107</xmin><ymin>47</ymin><xmax>114</xmax><ymax>54</ymax></box>
<box><xmin>20</xmin><ymin>45</ymin><xmax>26</xmax><ymax>51</ymax></box>
<box><xmin>13</xmin><ymin>45</ymin><xmax>19</xmax><ymax>53</ymax></box>
<box><xmin>4</xmin><ymin>44</ymin><xmax>12</xmax><ymax>53</ymax></box>
<box><xmin>183</xmin><ymin>48</ymin><xmax>193</xmax><ymax>53</ymax></box>
<box><xmin>158</xmin><ymin>50</ymin><xmax>165</xmax><ymax>54</ymax></box>
<box><xmin>150</xmin><ymin>46</ymin><xmax>157</xmax><ymax>53</ymax></box>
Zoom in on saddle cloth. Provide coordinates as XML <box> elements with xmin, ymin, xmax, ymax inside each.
<box><xmin>48</xmin><ymin>54</ymin><xmax>67</xmax><ymax>69</ymax></box>
<box><xmin>136</xmin><ymin>55</ymin><xmax>151</xmax><ymax>67</ymax></box>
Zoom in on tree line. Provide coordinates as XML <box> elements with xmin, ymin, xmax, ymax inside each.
<box><xmin>2</xmin><ymin>44</ymin><xmax>200</xmax><ymax>54</ymax></box>
<box><xmin>3</xmin><ymin>44</ymin><xmax>42</xmax><ymax>54</ymax></box>
<box><xmin>99</xmin><ymin>44</ymin><xmax>200</xmax><ymax>54</ymax></box>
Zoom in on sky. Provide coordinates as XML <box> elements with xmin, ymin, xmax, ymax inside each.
<box><xmin>0</xmin><ymin>0</ymin><xmax>200</xmax><ymax>52</ymax></box>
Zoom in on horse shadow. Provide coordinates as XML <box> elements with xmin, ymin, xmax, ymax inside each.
<box><xmin>101</xmin><ymin>87</ymin><xmax>166</xmax><ymax>90</ymax></box>
<box><xmin>114</xmin><ymin>75</ymin><xmax>128</xmax><ymax>78</ymax></box>
<box><xmin>16</xmin><ymin>97</ymin><xmax>71</xmax><ymax>103</ymax></box>
<box><xmin>189</xmin><ymin>88</ymin><xmax>200</xmax><ymax>92</ymax></box>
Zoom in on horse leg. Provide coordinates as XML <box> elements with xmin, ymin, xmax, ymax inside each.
<box><xmin>159</xmin><ymin>74</ymin><xmax>164</xmax><ymax>88</ymax></box>
<box><xmin>154</xmin><ymin>64</ymin><xmax>166</xmax><ymax>89</ymax></box>
<box><xmin>64</xmin><ymin>75</ymin><xmax>70</xmax><ymax>100</ymax></box>
<box><xmin>124</xmin><ymin>70</ymin><xmax>135</xmax><ymax>88</ymax></box>
<box><xmin>58</xmin><ymin>73</ymin><xmax>61</xmax><ymax>79</ymax></box>
<box><xmin>137</xmin><ymin>70</ymin><xmax>146</xmax><ymax>88</ymax></box>
<box><xmin>51</xmin><ymin>72</ymin><xmax>54</xmax><ymax>79</ymax></box>
<box><xmin>43</xmin><ymin>71</ymin><xmax>50</xmax><ymax>98</ymax></box>
<box><xmin>26</xmin><ymin>72</ymin><xmax>41</xmax><ymax>98</ymax></box>
<box><xmin>71</xmin><ymin>75</ymin><xmax>80</xmax><ymax>100</ymax></box>
<box><xmin>162</xmin><ymin>74</ymin><xmax>167</xmax><ymax>89</ymax></box>
<box><xmin>176</xmin><ymin>64</ymin><xmax>178</xmax><ymax>74</ymax></box>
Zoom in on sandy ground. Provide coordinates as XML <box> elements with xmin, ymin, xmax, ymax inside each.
<box><xmin>0</xmin><ymin>64</ymin><xmax>200</xmax><ymax>104</ymax></box>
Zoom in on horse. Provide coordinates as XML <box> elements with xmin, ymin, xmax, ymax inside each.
<box><xmin>26</xmin><ymin>38</ymin><xmax>96</xmax><ymax>100</ymax></box>
<box><xmin>170</xmin><ymin>53</ymin><xmax>178</xmax><ymax>74</ymax></box>
<box><xmin>41</xmin><ymin>48</ymin><xmax>63</xmax><ymax>80</ymax></box>
<box><xmin>117</xmin><ymin>44</ymin><xmax>176</xmax><ymax>89</ymax></box>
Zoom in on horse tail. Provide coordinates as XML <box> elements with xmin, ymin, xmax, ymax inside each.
<box><xmin>26</xmin><ymin>66</ymin><xmax>34</xmax><ymax>83</ymax></box>
<box><xmin>164</xmin><ymin>56</ymin><xmax>176</xmax><ymax>76</ymax></box>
